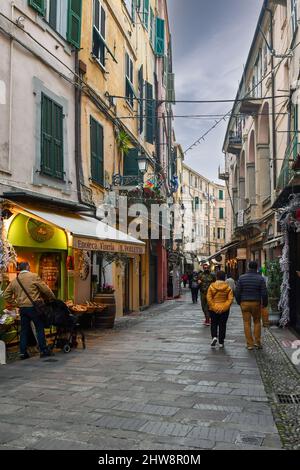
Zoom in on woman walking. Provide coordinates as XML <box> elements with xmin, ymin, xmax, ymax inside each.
<box><xmin>207</xmin><ymin>271</ymin><xmax>234</xmax><ymax>348</ymax></box>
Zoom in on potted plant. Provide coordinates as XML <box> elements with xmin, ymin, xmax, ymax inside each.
<box><xmin>266</xmin><ymin>260</ymin><xmax>283</xmax><ymax>324</ymax></box>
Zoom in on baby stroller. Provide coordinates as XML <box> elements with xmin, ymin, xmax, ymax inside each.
<box><xmin>46</xmin><ymin>300</ymin><xmax>86</xmax><ymax>353</ymax></box>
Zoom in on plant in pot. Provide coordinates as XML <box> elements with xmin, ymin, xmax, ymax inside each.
<box><xmin>266</xmin><ymin>260</ymin><xmax>283</xmax><ymax>323</ymax></box>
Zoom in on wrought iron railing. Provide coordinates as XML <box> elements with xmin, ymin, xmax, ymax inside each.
<box><xmin>277</xmin><ymin>136</ymin><xmax>298</xmax><ymax>192</ymax></box>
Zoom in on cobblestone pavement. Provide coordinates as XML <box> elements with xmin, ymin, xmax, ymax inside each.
<box><xmin>0</xmin><ymin>291</ymin><xmax>286</xmax><ymax>450</ymax></box>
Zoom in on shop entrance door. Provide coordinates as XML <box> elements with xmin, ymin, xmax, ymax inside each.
<box><xmin>149</xmin><ymin>254</ymin><xmax>157</xmax><ymax>304</ymax></box>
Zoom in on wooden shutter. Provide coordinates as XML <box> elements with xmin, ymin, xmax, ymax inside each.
<box><xmin>155</xmin><ymin>18</ymin><xmax>165</xmax><ymax>57</ymax></box>
<box><xmin>146</xmin><ymin>82</ymin><xmax>154</xmax><ymax>144</ymax></box>
<box><xmin>123</xmin><ymin>148</ymin><xmax>139</xmax><ymax>185</ymax></box>
<box><xmin>143</xmin><ymin>0</ymin><xmax>149</xmax><ymax>29</ymax></box>
<box><xmin>138</xmin><ymin>66</ymin><xmax>144</xmax><ymax>135</ymax></box>
<box><xmin>90</xmin><ymin>117</ymin><xmax>104</xmax><ymax>185</ymax></box>
<box><xmin>28</xmin><ymin>0</ymin><xmax>45</xmax><ymax>15</ymax></box>
<box><xmin>67</xmin><ymin>0</ymin><xmax>82</xmax><ymax>49</ymax></box>
<box><xmin>41</xmin><ymin>94</ymin><xmax>64</xmax><ymax>179</ymax></box>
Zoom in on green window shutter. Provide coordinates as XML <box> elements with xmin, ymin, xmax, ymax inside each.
<box><xmin>143</xmin><ymin>0</ymin><xmax>150</xmax><ymax>29</ymax></box>
<box><xmin>145</xmin><ymin>82</ymin><xmax>154</xmax><ymax>144</ymax></box>
<box><xmin>150</xmin><ymin>8</ymin><xmax>154</xmax><ymax>46</ymax></box>
<box><xmin>123</xmin><ymin>148</ymin><xmax>140</xmax><ymax>185</ymax></box>
<box><xmin>28</xmin><ymin>0</ymin><xmax>45</xmax><ymax>15</ymax></box>
<box><xmin>41</xmin><ymin>94</ymin><xmax>64</xmax><ymax>179</ymax></box>
<box><xmin>219</xmin><ymin>208</ymin><xmax>224</xmax><ymax>219</ymax></box>
<box><xmin>138</xmin><ymin>66</ymin><xmax>144</xmax><ymax>135</ymax></box>
<box><xmin>155</xmin><ymin>18</ymin><xmax>165</xmax><ymax>57</ymax></box>
<box><xmin>90</xmin><ymin>117</ymin><xmax>104</xmax><ymax>185</ymax></box>
<box><xmin>219</xmin><ymin>190</ymin><xmax>224</xmax><ymax>200</ymax></box>
<box><xmin>67</xmin><ymin>0</ymin><xmax>82</xmax><ymax>49</ymax></box>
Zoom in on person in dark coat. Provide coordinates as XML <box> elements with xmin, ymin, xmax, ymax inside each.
<box><xmin>235</xmin><ymin>261</ymin><xmax>268</xmax><ymax>350</ymax></box>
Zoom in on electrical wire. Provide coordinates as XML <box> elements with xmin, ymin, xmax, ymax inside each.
<box><xmin>183</xmin><ymin>38</ymin><xmax>300</xmax><ymax>155</ymax></box>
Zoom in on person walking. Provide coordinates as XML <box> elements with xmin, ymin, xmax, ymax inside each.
<box><xmin>259</xmin><ymin>267</ymin><xmax>270</xmax><ymax>327</ymax></box>
<box><xmin>235</xmin><ymin>261</ymin><xmax>268</xmax><ymax>350</ymax></box>
<box><xmin>182</xmin><ymin>273</ymin><xmax>188</xmax><ymax>288</ymax></box>
<box><xmin>4</xmin><ymin>261</ymin><xmax>55</xmax><ymax>360</ymax></box>
<box><xmin>207</xmin><ymin>271</ymin><xmax>234</xmax><ymax>348</ymax></box>
<box><xmin>199</xmin><ymin>264</ymin><xmax>216</xmax><ymax>326</ymax></box>
<box><xmin>190</xmin><ymin>271</ymin><xmax>200</xmax><ymax>304</ymax></box>
<box><xmin>225</xmin><ymin>272</ymin><xmax>236</xmax><ymax>296</ymax></box>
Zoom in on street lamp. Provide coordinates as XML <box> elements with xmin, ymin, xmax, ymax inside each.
<box><xmin>138</xmin><ymin>150</ymin><xmax>149</xmax><ymax>175</ymax></box>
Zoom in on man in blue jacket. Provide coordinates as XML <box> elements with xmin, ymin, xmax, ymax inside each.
<box><xmin>235</xmin><ymin>261</ymin><xmax>268</xmax><ymax>350</ymax></box>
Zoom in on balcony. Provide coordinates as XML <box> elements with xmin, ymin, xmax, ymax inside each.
<box><xmin>274</xmin><ymin>146</ymin><xmax>300</xmax><ymax>208</ymax></box>
<box><xmin>227</xmin><ymin>133</ymin><xmax>242</xmax><ymax>155</ymax></box>
<box><xmin>239</xmin><ymin>97</ymin><xmax>263</xmax><ymax>114</ymax></box>
<box><xmin>218</xmin><ymin>167</ymin><xmax>229</xmax><ymax>181</ymax></box>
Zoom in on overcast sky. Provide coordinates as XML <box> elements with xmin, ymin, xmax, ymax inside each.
<box><xmin>168</xmin><ymin>0</ymin><xmax>263</xmax><ymax>182</ymax></box>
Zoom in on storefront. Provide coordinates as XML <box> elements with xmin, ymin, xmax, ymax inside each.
<box><xmin>1</xmin><ymin>200</ymin><xmax>145</xmax><ymax>318</ymax></box>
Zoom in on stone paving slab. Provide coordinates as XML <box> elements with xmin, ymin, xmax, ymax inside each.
<box><xmin>0</xmin><ymin>293</ymin><xmax>284</xmax><ymax>450</ymax></box>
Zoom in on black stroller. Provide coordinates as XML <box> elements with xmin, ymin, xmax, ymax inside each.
<box><xmin>46</xmin><ymin>300</ymin><xmax>86</xmax><ymax>353</ymax></box>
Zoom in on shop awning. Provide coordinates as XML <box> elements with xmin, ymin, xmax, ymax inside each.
<box><xmin>9</xmin><ymin>203</ymin><xmax>145</xmax><ymax>254</ymax></box>
<box><xmin>263</xmin><ymin>236</ymin><xmax>284</xmax><ymax>249</ymax></box>
<box><xmin>206</xmin><ymin>241</ymin><xmax>241</xmax><ymax>262</ymax></box>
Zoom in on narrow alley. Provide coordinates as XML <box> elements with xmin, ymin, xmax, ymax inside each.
<box><xmin>0</xmin><ymin>292</ymin><xmax>286</xmax><ymax>451</ymax></box>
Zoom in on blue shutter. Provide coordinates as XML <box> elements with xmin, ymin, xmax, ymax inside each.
<box><xmin>143</xmin><ymin>0</ymin><xmax>149</xmax><ymax>29</ymax></box>
<box><xmin>67</xmin><ymin>0</ymin><xmax>82</xmax><ymax>49</ymax></box>
<box><xmin>155</xmin><ymin>18</ymin><xmax>165</xmax><ymax>57</ymax></box>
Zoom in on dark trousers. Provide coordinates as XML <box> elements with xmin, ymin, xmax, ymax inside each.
<box><xmin>210</xmin><ymin>311</ymin><xmax>230</xmax><ymax>345</ymax></box>
<box><xmin>20</xmin><ymin>307</ymin><xmax>48</xmax><ymax>355</ymax></box>
<box><xmin>191</xmin><ymin>288</ymin><xmax>199</xmax><ymax>303</ymax></box>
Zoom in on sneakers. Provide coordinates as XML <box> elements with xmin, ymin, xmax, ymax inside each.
<box><xmin>247</xmin><ymin>346</ymin><xmax>254</xmax><ymax>350</ymax></box>
<box><xmin>254</xmin><ymin>344</ymin><xmax>263</xmax><ymax>350</ymax></box>
<box><xmin>204</xmin><ymin>320</ymin><xmax>211</xmax><ymax>326</ymax></box>
<box><xmin>219</xmin><ymin>343</ymin><xmax>224</xmax><ymax>349</ymax></box>
<box><xmin>211</xmin><ymin>337</ymin><xmax>218</xmax><ymax>348</ymax></box>
<box><xmin>40</xmin><ymin>350</ymin><xmax>54</xmax><ymax>358</ymax></box>
<box><xmin>20</xmin><ymin>353</ymin><xmax>30</xmax><ymax>360</ymax></box>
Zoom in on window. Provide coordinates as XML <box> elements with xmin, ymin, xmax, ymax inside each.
<box><xmin>219</xmin><ymin>189</ymin><xmax>224</xmax><ymax>200</ymax></box>
<box><xmin>123</xmin><ymin>148</ymin><xmax>140</xmax><ymax>185</ymax></box>
<box><xmin>93</xmin><ymin>0</ymin><xmax>106</xmax><ymax>68</ymax></box>
<box><xmin>219</xmin><ymin>208</ymin><xmax>224</xmax><ymax>220</ymax></box>
<box><xmin>41</xmin><ymin>93</ymin><xmax>64</xmax><ymax>180</ymax></box>
<box><xmin>90</xmin><ymin>116</ymin><xmax>104</xmax><ymax>186</ymax></box>
<box><xmin>291</xmin><ymin>0</ymin><xmax>298</xmax><ymax>35</ymax></box>
<box><xmin>143</xmin><ymin>0</ymin><xmax>150</xmax><ymax>29</ymax></box>
<box><xmin>138</xmin><ymin>66</ymin><xmax>144</xmax><ymax>134</ymax></box>
<box><xmin>29</xmin><ymin>0</ymin><xmax>82</xmax><ymax>48</ymax></box>
<box><xmin>150</xmin><ymin>7</ymin><xmax>155</xmax><ymax>47</ymax></box>
<box><xmin>195</xmin><ymin>197</ymin><xmax>199</xmax><ymax>209</ymax></box>
<box><xmin>155</xmin><ymin>17</ymin><xmax>165</xmax><ymax>57</ymax></box>
<box><xmin>217</xmin><ymin>228</ymin><xmax>225</xmax><ymax>239</ymax></box>
<box><xmin>291</xmin><ymin>103</ymin><xmax>298</xmax><ymax>159</ymax></box>
<box><xmin>125</xmin><ymin>53</ymin><xmax>135</xmax><ymax>108</ymax></box>
<box><xmin>124</xmin><ymin>0</ymin><xmax>135</xmax><ymax>20</ymax></box>
<box><xmin>145</xmin><ymin>82</ymin><xmax>154</xmax><ymax>144</ymax></box>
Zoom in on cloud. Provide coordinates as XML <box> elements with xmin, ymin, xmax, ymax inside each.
<box><xmin>168</xmin><ymin>0</ymin><xmax>263</xmax><ymax>181</ymax></box>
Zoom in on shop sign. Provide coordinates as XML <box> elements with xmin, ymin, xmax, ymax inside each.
<box><xmin>237</xmin><ymin>210</ymin><xmax>244</xmax><ymax>228</ymax></box>
<box><xmin>73</xmin><ymin>237</ymin><xmax>145</xmax><ymax>255</ymax></box>
<box><xmin>237</xmin><ymin>248</ymin><xmax>247</xmax><ymax>260</ymax></box>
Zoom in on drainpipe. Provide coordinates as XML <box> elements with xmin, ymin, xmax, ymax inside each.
<box><xmin>265</xmin><ymin>6</ymin><xmax>277</xmax><ymax>190</ymax></box>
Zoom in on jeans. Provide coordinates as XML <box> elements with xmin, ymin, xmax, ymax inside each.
<box><xmin>240</xmin><ymin>301</ymin><xmax>261</xmax><ymax>347</ymax></box>
<box><xmin>201</xmin><ymin>293</ymin><xmax>210</xmax><ymax>321</ymax></box>
<box><xmin>20</xmin><ymin>307</ymin><xmax>48</xmax><ymax>355</ymax></box>
<box><xmin>210</xmin><ymin>311</ymin><xmax>229</xmax><ymax>344</ymax></box>
<box><xmin>191</xmin><ymin>288</ymin><xmax>199</xmax><ymax>303</ymax></box>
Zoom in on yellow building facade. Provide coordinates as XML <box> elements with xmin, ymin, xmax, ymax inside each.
<box><xmin>78</xmin><ymin>0</ymin><xmax>165</xmax><ymax>316</ymax></box>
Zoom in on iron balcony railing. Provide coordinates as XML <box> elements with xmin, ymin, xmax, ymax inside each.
<box><xmin>277</xmin><ymin>136</ymin><xmax>298</xmax><ymax>192</ymax></box>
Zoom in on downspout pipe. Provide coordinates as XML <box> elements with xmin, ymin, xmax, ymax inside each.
<box><xmin>74</xmin><ymin>51</ymin><xmax>94</xmax><ymax>213</ymax></box>
<box><xmin>265</xmin><ymin>6</ymin><xmax>277</xmax><ymax>190</ymax></box>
